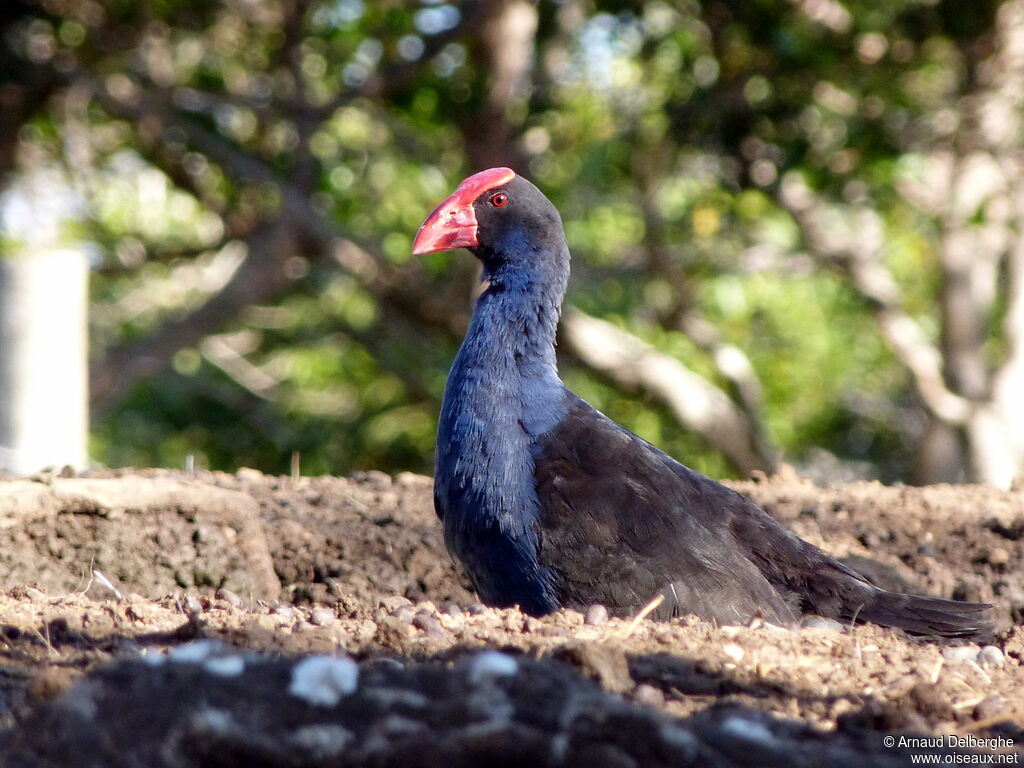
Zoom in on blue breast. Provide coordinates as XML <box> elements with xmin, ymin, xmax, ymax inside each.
<box><xmin>433</xmin><ymin>289</ymin><xmax>566</xmax><ymax>615</ymax></box>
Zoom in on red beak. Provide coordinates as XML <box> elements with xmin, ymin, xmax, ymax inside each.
<box><xmin>412</xmin><ymin>167</ymin><xmax>516</xmax><ymax>255</ymax></box>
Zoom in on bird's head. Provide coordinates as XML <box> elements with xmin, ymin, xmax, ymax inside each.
<box><xmin>412</xmin><ymin>168</ymin><xmax>567</xmax><ymax>282</ymax></box>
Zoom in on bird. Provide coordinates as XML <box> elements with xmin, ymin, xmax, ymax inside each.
<box><xmin>412</xmin><ymin>167</ymin><xmax>993</xmax><ymax>638</ymax></box>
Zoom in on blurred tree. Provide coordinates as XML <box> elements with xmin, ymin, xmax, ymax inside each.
<box><xmin>1</xmin><ymin>0</ymin><xmax>1021</xmax><ymax>486</ymax></box>
<box><xmin>677</xmin><ymin>0</ymin><xmax>1024</xmax><ymax>485</ymax></box>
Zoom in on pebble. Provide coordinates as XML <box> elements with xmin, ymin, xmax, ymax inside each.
<box><xmin>390</xmin><ymin>606</ymin><xmax>415</xmax><ymax>623</ymax></box>
<box><xmin>720</xmin><ymin>714</ymin><xmax>779</xmax><ymax>745</ymax></box>
<box><xmin>235</xmin><ymin>468</ymin><xmax>263</xmax><ymax>482</ymax></box>
<box><xmin>170</xmin><ymin>640</ymin><xmax>222</xmax><ymax>663</ymax></box>
<box><xmin>442</xmin><ymin>603</ymin><xmax>463</xmax><ymax>618</ymax></box>
<box><xmin>977</xmin><ymin>645</ymin><xmax>1004</xmax><ymax>666</ymax></box>
<box><xmin>394</xmin><ymin>472</ymin><xmax>422</xmax><ymax>487</ymax></box>
<box><xmin>633</xmin><ymin>684</ymin><xmax>665</xmax><ymax>707</ymax></box>
<box><xmin>411</xmin><ymin>612</ymin><xmax>445</xmax><ymax>639</ymax></box>
<box><xmin>369</xmin><ymin>657</ymin><xmax>405</xmax><ymax>672</ymax></box>
<box><xmin>203</xmin><ymin>655</ymin><xmax>246</xmax><ymax>677</ymax></box>
<box><xmin>801</xmin><ymin>616</ymin><xmax>845</xmax><ymax>633</ymax></box>
<box><xmin>557</xmin><ymin>642</ymin><xmax>633</xmax><ymax>693</ymax></box>
<box><xmin>942</xmin><ymin>646</ymin><xmax>980</xmax><ymax>663</ymax></box>
<box><xmin>584</xmin><ymin>604</ymin><xmax>609</xmax><ymax>626</ymax></box>
<box><xmin>309</xmin><ymin>608</ymin><xmax>337</xmax><ymax>627</ymax></box>
<box><xmin>184</xmin><ymin>596</ymin><xmax>204</xmax><ymax>616</ymax></box>
<box><xmin>987</xmin><ymin>547</ymin><xmax>1010</xmax><ymax>566</ymax></box>
<box><xmin>23</xmin><ymin>587</ymin><xmax>47</xmax><ymax>601</ymax></box>
<box><xmin>468</xmin><ymin>651</ymin><xmax>518</xmax><ymax>682</ymax></box>
<box><xmin>290</xmin><ymin>724</ymin><xmax>353</xmax><ymax>756</ymax></box>
<box><xmin>272</xmin><ymin>604</ymin><xmax>296</xmax><ymax>619</ymax></box>
<box><xmin>379</xmin><ymin>596</ymin><xmax>412</xmax><ymax>612</ymax></box>
<box><xmin>722</xmin><ymin>643</ymin><xmax>745</xmax><ymax>663</ymax></box>
<box><xmin>288</xmin><ymin>656</ymin><xmax>359</xmax><ymax>706</ymax></box>
<box><xmin>215</xmin><ymin>588</ymin><xmax>243</xmax><ymax>608</ymax></box>
<box><xmin>523</xmin><ymin>617</ymin><xmax>544</xmax><ymax>634</ymax></box>
<box><xmin>364</xmin><ymin>470</ymin><xmax>391</xmax><ymax>485</ymax></box>
<box><xmin>28</xmin><ymin>666</ymin><xmax>79</xmax><ymax>702</ymax></box>
<box><xmin>974</xmin><ymin>695</ymin><xmax>1007</xmax><ymax>720</ymax></box>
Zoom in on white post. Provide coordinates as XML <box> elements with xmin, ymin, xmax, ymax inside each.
<box><xmin>0</xmin><ymin>166</ymin><xmax>89</xmax><ymax>475</ymax></box>
<box><xmin>0</xmin><ymin>247</ymin><xmax>89</xmax><ymax>473</ymax></box>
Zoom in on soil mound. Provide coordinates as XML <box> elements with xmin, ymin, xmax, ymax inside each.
<box><xmin>0</xmin><ymin>469</ymin><xmax>1021</xmax><ymax>766</ymax></box>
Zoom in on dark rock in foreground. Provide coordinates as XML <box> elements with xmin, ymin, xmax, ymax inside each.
<box><xmin>4</xmin><ymin>644</ymin><xmax>959</xmax><ymax>768</ymax></box>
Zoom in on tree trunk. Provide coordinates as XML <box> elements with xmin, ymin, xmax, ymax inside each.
<box><xmin>912</xmin><ymin>417</ymin><xmax>966</xmax><ymax>485</ymax></box>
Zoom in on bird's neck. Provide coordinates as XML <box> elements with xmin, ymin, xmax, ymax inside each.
<box><xmin>463</xmin><ymin>261</ymin><xmax>565</xmax><ymax>386</ymax></box>
<box><xmin>440</xmin><ymin>259</ymin><xmax>569</xmax><ymax>445</ymax></box>
<box><xmin>476</xmin><ymin>272</ymin><xmax>563</xmax><ymax>367</ymax></box>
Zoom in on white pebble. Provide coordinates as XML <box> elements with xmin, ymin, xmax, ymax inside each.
<box><xmin>801</xmin><ymin>616</ymin><xmax>845</xmax><ymax>632</ymax></box>
<box><xmin>468</xmin><ymin>651</ymin><xmax>519</xmax><ymax>683</ymax></box>
<box><xmin>309</xmin><ymin>608</ymin><xmax>337</xmax><ymax>627</ymax></box>
<box><xmin>720</xmin><ymin>715</ymin><xmax>778</xmax><ymax>745</ymax></box>
<box><xmin>633</xmin><ymin>684</ymin><xmax>665</xmax><ymax>707</ymax></box>
<box><xmin>170</xmin><ymin>640</ymin><xmax>222</xmax><ymax>663</ymax></box>
<box><xmin>203</xmin><ymin>656</ymin><xmax>246</xmax><ymax>677</ymax></box>
<box><xmin>942</xmin><ymin>646</ymin><xmax>980</xmax><ymax>664</ymax></box>
<box><xmin>288</xmin><ymin>656</ymin><xmax>359</xmax><ymax>707</ymax></box>
<box><xmin>722</xmin><ymin>643</ymin><xmax>745</xmax><ymax>662</ymax></box>
<box><xmin>584</xmin><ymin>604</ymin><xmax>609</xmax><ymax>626</ymax></box>
<box><xmin>977</xmin><ymin>646</ymin><xmax>1005</xmax><ymax>667</ymax></box>
<box><xmin>140</xmin><ymin>651</ymin><xmax>166</xmax><ymax>666</ymax></box>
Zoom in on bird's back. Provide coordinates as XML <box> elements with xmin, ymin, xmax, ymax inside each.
<box><xmin>531</xmin><ymin>393</ymin><xmax>802</xmax><ymax>625</ymax></box>
<box><xmin>531</xmin><ymin>394</ymin><xmax>993</xmax><ymax>638</ymax></box>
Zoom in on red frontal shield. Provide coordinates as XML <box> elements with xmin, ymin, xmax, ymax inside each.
<box><xmin>412</xmin><ymin>167</ymin><xmax>516</xmax><ymax>254</ymax></box>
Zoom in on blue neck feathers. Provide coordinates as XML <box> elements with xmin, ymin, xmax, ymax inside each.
<box><xmin>433</xmin><ymin>245</ymin><xmax>570</xmax><ymax>613</ymax></box>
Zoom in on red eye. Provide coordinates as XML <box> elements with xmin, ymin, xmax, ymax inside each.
<box><xmin>490</xmin><ymin>192</ymin><xmax>509</xmax><ymax>208</ymax></box>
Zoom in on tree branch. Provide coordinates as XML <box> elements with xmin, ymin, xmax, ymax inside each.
<box><xmin>90</xmin><ymin>221</ymin><xmax>300</xmax><ymax>406</ymax></box>
<box><xmin>679</xmin><ymin>314</ymin><xmax>778</xmax><ymax>468</ymax></box>
<box><xmin>90</xmin><ymin>83</ymin><xmax>470</xmax><ymax>406</ymax></box>
<box><xmin>560</xmin><ymin>308</ymin><xmax>770</xmax><ymax>475</ymax></box>
<box><xmin>634</xmin><ymin>157</ymin><xmax>778</xmax><ymax>467</ymax></box>
<box><xmin>780</xmin><ymin>175</ymin><xmax>971</xmax><ymax>425</ymax></box>
<box><xmin>200</xmin><ymin>331</ymin><xmax>282</xmax><ymax>401</ymax></box>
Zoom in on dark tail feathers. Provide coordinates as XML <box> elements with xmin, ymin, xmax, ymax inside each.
<box><xmin>853</xmin><ymin>588</ymin><xmax>993</xmax><ymax>639</ymax></box>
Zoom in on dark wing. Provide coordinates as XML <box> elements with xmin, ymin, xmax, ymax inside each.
<box><xmin>534</xmin><ymin>394</ymin><xmax>994</xmax><ymax>637</ymax></box>
<box><xmin>531</xmin><ymin>395</ymin><xmax>800</xmax><ymax>626</ymax></box>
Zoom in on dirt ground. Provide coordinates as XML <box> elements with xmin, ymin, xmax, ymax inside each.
<box><xmin>0</xmin><ymin>468</ymin><xmax>1022</xmax><ymax>766</ymax></box>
